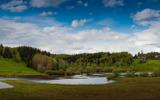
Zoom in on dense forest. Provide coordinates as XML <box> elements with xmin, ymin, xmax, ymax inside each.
<box><xmin>0</xmin><ymin>44</ymin><xmax>160</xmax><ymax>75</ymax></box>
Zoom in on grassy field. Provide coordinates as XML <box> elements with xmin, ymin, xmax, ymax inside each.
<box><xmin>133</xmin><ymin>60</ymin><xmax>160</xmax><ymax>72</ymax></box>
<box><xmin>109</xmin><ymin>59</ymin><xmax>160</xmax><ymax>72</ymax></box>
<box><xmin>0</xmin><ymin>58</ymin><xmax>42</xmax><ymax>76</ymax></box>
<box><xmin>0</xmin><ymin>77</ymin><xmax>160</xmax><ymax>100</ymax></box>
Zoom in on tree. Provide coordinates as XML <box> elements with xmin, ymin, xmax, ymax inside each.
<box><xmin>0</xmin><ymin>44</ymin><xmax>3</xmax><ymax>57</ymax></box>
<box><xmin>32</xmin><ymin>54</ymin><xmax>54</xmax><ymax>72</ymax></box>
<box><xmin>12</xmin><ymin>49</ymin><xmax>21</xmax><ymax>62</ymax></box>
<box><xmin>2</xmin><ymin>47</ymin><xmax>13</xmax><ymax>58</ymax></box>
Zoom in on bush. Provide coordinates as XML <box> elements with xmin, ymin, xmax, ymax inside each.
<box><xmin>107</xmin><ymin>72</ymin><xmax>119</xmax><ymax>80</ymax></box>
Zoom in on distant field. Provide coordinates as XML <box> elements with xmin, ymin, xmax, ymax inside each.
<box><xmin>133</xmin><ymin>60</ymin><xmax>160</xmax><ymax>72</ymax></box>
<box><xmin>0</xmin><ymin>58</ymin><xmax>42</xmax><ymax>76</ymax></box>
<box><xmin>0</xmin><ymin>77</ymin><xmax>160</xmax><ymax>100</ymax></box>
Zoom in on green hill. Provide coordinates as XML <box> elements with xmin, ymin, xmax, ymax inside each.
<box><xmin>0</xmin><ymin>58</ymin><xmax>42</xmax><ymax>76</ymax></box>
<box><xmin>133</xmin><ymin>60</ymin><xmax>160</xmax><ymax>72</ymax></box>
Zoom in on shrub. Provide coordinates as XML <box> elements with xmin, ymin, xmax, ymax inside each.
<box><xmin>107</xmin><ymin>72</ymin><xmax>119</xmax><ymax>80</ymax></box>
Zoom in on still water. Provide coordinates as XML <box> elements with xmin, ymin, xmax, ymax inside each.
<box><xmin>32</xmin><ymin>75</ymin><xmax>114</xmax><ymax>85</ymax></box>
<box><xmin>0</xmin><ymin>74</ymin><xmax>115</xmax><ymax>86</ymax></box>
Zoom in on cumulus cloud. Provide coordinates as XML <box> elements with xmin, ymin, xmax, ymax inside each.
<box><xmin>131</xmin><ymin>27</ymin><xmax>160</xmax><ymax>46</ymax></box>
<box><xmin>129</xmin><ymin>8</ymin><xmax>160</xmax><ymax>53</ymax></box>
<box><xmin>71</xmin><ymin>19</ymin><xmax>88</xmax><ymax>28</ymax></box>
<box><xmin>0</xmin><ymin>18</ymin><xmax>160</xmax><ymax>54</ymax></box>
<box><xmin>102</xmin><ymin>0</ymin><xmax>124</xmax><ymax>7</ymax></box>
<box><xmin>0</xmin><ymin>0</ymin><xmax>28</xmax><ymax>12</ymax></box>
<box><xmin>40</xmin><ymin>11</ymin><xmax>53</xmax><ymax>16</ymax></box>
<box><xmin>132</xmin><ymin>8</ymin><xmax>160</xmax><ymax>26</ymax></box>
<box><xmin>30</xmin><ymin>0</ymin><xmax>67</xmax><ymax>8</ymax></box>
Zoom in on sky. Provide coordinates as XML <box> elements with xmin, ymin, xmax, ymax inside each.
<box><xmin>0</xmin><ymin>0</ymin><xmax>160</xmax><ymax>54</ymax></box>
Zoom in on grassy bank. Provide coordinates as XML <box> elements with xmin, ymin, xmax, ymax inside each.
<box><xmin>103</xmin><ymin>59</ymin><xmax>160</xmax><ymax>73</ymax></box>
<box><xmin>0</xmin><ymin>77</ymin><xmax>159</xmax><ymax>100</ymax></box>
<box><xmin>0</xmin><ymin>58</ymin><xmax>42</xmax><ymax>76</ymax></box>
<box><xmin>133</xmin><ymin>60</ymin><xmax>160</xmax><ymax>72</ymax></box>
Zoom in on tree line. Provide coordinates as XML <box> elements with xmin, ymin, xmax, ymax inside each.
<box><xmin>0</xmin><ymin>44</ymin><xmax>160</xmax><ymax>75</ymax></box>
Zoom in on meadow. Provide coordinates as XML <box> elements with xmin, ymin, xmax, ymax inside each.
<box><xmin>104</xmin><ymin>59</ymin><xmax>160</xmax><ymax>73</ymax></box>
<box><xmin>0</xmin><ymin>77</ymin><xmax>160</xmax><ymax>100</ymax></box>
<box><xmin>133</xmin><ymin>60</ymin><xmax>160</xmax><ymax>72</ymax></box>
<box><xmin>0</xmin><ymin>58</ymin><xmax>42</xmax><ymax>76</ymax></box>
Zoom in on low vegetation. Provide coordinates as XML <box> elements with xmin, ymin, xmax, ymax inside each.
<box><xmin>0</xmin><ymin>58</ymin><xmax>42</xmax><ymax>76</ymax></box>
<box><xmin>0</xmin><ymin>77</ymin><xmax>160</xmax><ymax>100</ymax></box>
<box><xmin>133</xmin><ymin>59</ymin><xmax>160</xmax><ymax>72</ymax></box>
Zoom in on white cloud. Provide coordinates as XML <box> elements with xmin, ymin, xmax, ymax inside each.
<box><xmin>132</xmin><ymin>8</ymin><xmax>160</xmax><ymax>26</ymax></box>
<box><xmin>30</xmin><ymin>0</ymin><xmax>67</xmax><ymax>8</ymax></box>
<box><xmin>129</xmin><ymin>8</ymin><xmax>160</xmax><ymax>53</ymax></box>
<box><xmin>102</xmin><ymin>0</ymin><xmax>124</xmax><ymax>7</ymax></box>
<box><xmin>131</xmin><ymin>27</ymin><xmax>160</xmax><ymax>46</ymax></box>
<box><xmin>40</xmin><ymin>11</ymin><xmax>53</xmax><ymax>16</ymax></box>
<box><xmin>71</xmin><ymin>19</ymin><xmax>88</xmax><ymax>28</ymax></box>
<box><xmin>0</xmin><ymin>0</ymin><xmax>28</xmax><ymax>12</ymax></box>
<box><xmin>75</xmin><ymin>27</ymin><xmax>128</xmax><ymax>41</ymax></box>
<box><xmin>0</xmin><ymin>18</ymin><xmax>160</xmax><ymax>54</ymax></box>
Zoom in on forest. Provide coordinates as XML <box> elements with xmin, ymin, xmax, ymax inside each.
<box><xmin>0</xmin><ymin>44</ymin><xmax>160</xmax><ymax>75</ymax></box>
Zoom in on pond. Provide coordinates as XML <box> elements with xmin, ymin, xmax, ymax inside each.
<box><xmin>32</xmin><ymin>75</ymin><xmax>114</xmax><ymax>85</ymax></box>
<box><xmin>0</xmin><ymin>75</ymin><xmax>115</xmax><ymax>85</ymax></box>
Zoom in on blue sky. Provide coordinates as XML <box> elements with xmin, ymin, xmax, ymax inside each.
<box><xmin>0</xmin><ymin>0</ymin><xmax>160</xmax><ymax>54</ymax></box>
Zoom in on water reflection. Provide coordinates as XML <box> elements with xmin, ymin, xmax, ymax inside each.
<box><xmin>0</xmin><ymin>74</ymin><xmax>115</xmax><ymax>85</ymax></box>
<box><xmin>32</xmin><ymin>75</ymin><xmax>114</xmax><ymax>85</ymax></box>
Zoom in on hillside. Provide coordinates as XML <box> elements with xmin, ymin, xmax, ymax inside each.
<box><xmin>0</xmin><ymin>58</ymin><xmax>41</xmax><ymax>76</ymax></box>
<box><xmin>133</xmin><ymin>60</ymin><xmax>160</xmax><ymax>72</ymax></box>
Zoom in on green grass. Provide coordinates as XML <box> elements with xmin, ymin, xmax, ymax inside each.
<box><xmin>109</xmin><ymin>59</ymin><xmax>160</xmax><ymax>72</ymax></box>
<box><xmin>132</xmin><ymin>59</ymin><xmax>160</xmax><ymax>72</ymax></box>
<box><xmin>0</xmin><ymin>58</ymin><xmax>42</xmax><ymax>76</ymax></box>
<box><xmin>0</xmin><ymin>77</ymin><xmax>160</xmax><ymax>100</ymax></box>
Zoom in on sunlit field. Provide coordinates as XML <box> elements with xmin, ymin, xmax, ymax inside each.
<box><xmin>0</xmin><ymin>77</ymin><xmax>160</xmax><ymax>100</ymax></box>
